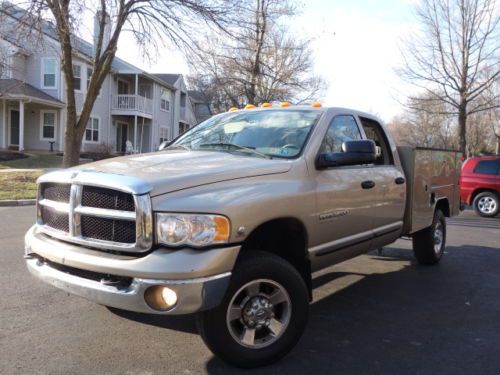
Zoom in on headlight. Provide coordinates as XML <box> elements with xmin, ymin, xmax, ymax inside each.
<box><xmin>156</xmin><ymin>213</ymin><xmax>230</xmax><ymax>247</ymax></box>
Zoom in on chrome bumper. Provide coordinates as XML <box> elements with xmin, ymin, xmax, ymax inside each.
<box><xmin>25</xmin><ymin>226</ymin><xmax>239</xmax><ymax>315</ymax></box>
<box><xmin>26</xmin><ymin>257</ymin><xmax>230</xmax><ymax>314</ymax></box>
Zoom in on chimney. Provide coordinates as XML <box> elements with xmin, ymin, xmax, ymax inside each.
<box><xmin>93</xmin><ymin>10</ymin><xmax>111</xmax><ymax>57</ymax></box>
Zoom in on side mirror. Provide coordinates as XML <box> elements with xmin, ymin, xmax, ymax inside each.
<box><xmin>316</xmin><ymin>139</ymin><xmax>376</xmax><ymax>169</ymax></box>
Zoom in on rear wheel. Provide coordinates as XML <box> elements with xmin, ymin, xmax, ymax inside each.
<box><xmin>196</xmin><ymin>251</ymin><xmax>309</xmax><ymax>368</ymax></box>
<box><xmin>473</xmin><ymin>191</ymin><xmax>499</xmax><ymax>217</ymax></box>
<box><xmin>412</xmin><ymin>209</ymin><xmax>446</xmax><ymax>265</ymax></box>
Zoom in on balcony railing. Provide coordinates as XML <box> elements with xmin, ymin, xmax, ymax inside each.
<box><xmin>112</xmin><ymin>94</ymin><xmax>153</xmax><ymax>115</ymax></box>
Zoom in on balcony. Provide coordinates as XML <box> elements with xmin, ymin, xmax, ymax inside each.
<box><xmin>111</xmin><ymin>94</ymin><xmax>153</xmax><ymax>118</ymax></box>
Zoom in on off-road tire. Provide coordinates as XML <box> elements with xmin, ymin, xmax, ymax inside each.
<box><xmin>196</xmin><ymin>251</ymin><xmax>309</xmax><ymax>368</ymax></box>
<box><xmin>472</xmin><ymin>191</ymin><xmax>499</xmax><ymax>218</ymax></box>
<box><xmin>412</xmin><ymin>209</ymin><xmax>446</xmax><ymax>265</ymax></box>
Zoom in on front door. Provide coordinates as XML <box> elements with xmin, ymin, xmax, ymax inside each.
<box><xmin>9</xmin><ymin>109</ymin><xmax>20</xmax><ymax>146</ymax></box>
<box><xmin>310</xmin><ymin>114</ymin><xmax>379</xmax><ymax>269</ymax></box>
<box><xmin>116</xmin><ymin>122</ymin><xmax>128</xmax><ymax>152</ymax></box>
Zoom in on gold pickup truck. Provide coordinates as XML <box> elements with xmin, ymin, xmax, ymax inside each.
<box><xmin>24</xmin><ymin>105</ymin><xmax>461</xmax><ymax>368</ymax></box>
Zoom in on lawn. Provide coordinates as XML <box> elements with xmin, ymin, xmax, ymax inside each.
<box><xmin>0</xmin><ymin>153</ymin><xmax>63</xmax><ymax>169</ymax></box>
<box><xmin>0</xmin><ymin>171</ymin><xmax>42</xmax><ymax>200</ymax></box>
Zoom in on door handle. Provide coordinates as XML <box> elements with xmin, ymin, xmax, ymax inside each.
<box><xmin>395</xmin><ymin>177</ymin><xmax>405</xmax><ymax>185</ymax></box>
<box><xmin>361</xmin><ymin>180</ymin><xmax>375</xmax><ymax>189</ymax></box>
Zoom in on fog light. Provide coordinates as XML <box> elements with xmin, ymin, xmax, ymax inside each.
<box><xmin>145</xmin><ymin>286</ymin><xmax>178</xmax><ymax>311</ymax></box>
<box><xmin>162</xmin><ymin>287</ymin><xmax>178</xmax><ymax>306</ymax></box>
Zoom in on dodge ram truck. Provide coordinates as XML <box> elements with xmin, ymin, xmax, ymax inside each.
<box><xmin>24</xmin><ymin>105</ymin><xmax>461</xmax><ymax>368</ymax></box>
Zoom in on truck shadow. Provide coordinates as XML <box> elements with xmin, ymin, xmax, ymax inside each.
<box><xmin>108</xmin><ymin>244</ymin><xmax>500</xmax><ymax>374</ymax></box>
<box><xmin>204</xmin><ymin>244</ymin><xmax>500</xmax><ymax>374</ymax></box>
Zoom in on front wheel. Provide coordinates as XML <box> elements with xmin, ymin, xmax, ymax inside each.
<box><xmin>196</xmin><ymin>251</ymin><xmax>309</xmax><ymax>368</ymax></box>
<box><xmin>473</xmin><ymin>191</ymin><xmax>499</xmax><ymax>217</ymax></box>
<box><xmin>412</xmin><ymin>209</ymin><xmax>446</xmax><ymax>265</ymax></box>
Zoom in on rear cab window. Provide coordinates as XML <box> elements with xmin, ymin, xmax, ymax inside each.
<box><xmin>358</xmin><ymin>116</ymin><xmax>394</xmax><ymax>165</ymax></box>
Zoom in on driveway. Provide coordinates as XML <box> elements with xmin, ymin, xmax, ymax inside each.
<box><xmin>1</xmin><ymin>207</ymin><xmax>499</xmax><ymax>374</ymax></box>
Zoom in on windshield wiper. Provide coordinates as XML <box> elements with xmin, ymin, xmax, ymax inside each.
<box><xmin>165</xmin><ymin>144</ymin><xmax>190</xmax><ymax>151</ymax></box>
<box><xmin>199</xmin><ymin>143</ymin><xmax>272</xmax><ymax>159</ymax></box>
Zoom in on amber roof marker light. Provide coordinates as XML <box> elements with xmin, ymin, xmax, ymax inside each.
<box><xmin>261</xmin><ymin>102</ymin><xmax>272</xmax><ymax>108</ymax></box>
<box><xmin>244</xmin><ymin>104</ymin><xmax>256</xmax><ymax>110</ymax></box>
<box><xmin>228</xmin><ymin>107</ymin><xmax>239</xmax><ymax>112</ymax></box>
<box><xmin>311</xmin><ymin>102</ymin><xmax>322</xmax><ymax>108</ymax></box>
<box><xmin>279</xmin><ymin>101</ymin><xmax>291</xmax><ymax>107</ymax></box>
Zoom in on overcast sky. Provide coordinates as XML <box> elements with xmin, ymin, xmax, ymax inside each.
<box><xmin>112</xmin><ymin>0</ymin><xmax>419</xmax><ymax>122</ymax></box>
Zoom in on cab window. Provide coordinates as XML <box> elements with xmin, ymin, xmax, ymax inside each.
<box><xmin>321</xmin><ymin>115</ymin><xmax>362</xmax><ymax>153</ymax></box>
<box><xmin>474</xmin><ymin>160</ymin><xmax>500</xmax><ymax>175</ymax></box>
<box><xmin>359</xmin><ymin>117</ymin><xmax>393</xmax><ymax>165</ymax></box>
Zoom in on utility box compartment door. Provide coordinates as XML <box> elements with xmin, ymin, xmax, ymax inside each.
<box><xmin>398</xmin><ymin>146</ymin><xmax>461</xmax><ymax>235</ymax></box>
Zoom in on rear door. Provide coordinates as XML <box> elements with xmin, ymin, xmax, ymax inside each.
<box><xmin>357</xmin><ymin>116</ymin><xmax>406</xmax><ymax>249</ymax></box>
<box><xmin>309</xmin><ymin>114</ymin><xmax>379</xmax><ymax>269</ymax></box>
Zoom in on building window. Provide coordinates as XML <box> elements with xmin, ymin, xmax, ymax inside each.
<box><xmin>159</xmin><ymin>127</ymin><xmax>169</xmax><ymax>143</ymax></box>
<box><xmin>87</xmin><ymin>67</ymin><xmax>92</xmax><ymax>90</ymax></box>
<box><xmin>86</xmin><ymin>67</ymin><xmax>101</xmax><ymax>96</ymax></box>
<box><xmin>160</xmin><ymin>90</ymin><xmax>170</xmax><ymax>111</ymax></box>
<box><xmin>73</xmin><ymin>64</ymin><xmax>82</xmax><ymax>91</ymax></box>
<box><xmin>42</xmin><ymin>58</ymin><xmax>56</xmax><ymax>88</ymax></box>
<box><xmin>179</xmin><ymin>122</ymin><xmax>190</xmax><ymax>134</ymax></box>
<box><xmin>0</xmin><ymin>55</ymin><xmax>9</xmax><ymax>78</ymax></box>
<box><xmin>40</xmin><ymin>110</ymin><xmax>56</xmax><ymax>140</ymax></box>
<box><xmin>85</xmin><ymin>117</ymin><xmax>99</xmax><ymax>142</ymax></box>
<box><xmin>160</xmin><ymin>98</ymin><xmax>170</xmax><ymax>111</ymax></box>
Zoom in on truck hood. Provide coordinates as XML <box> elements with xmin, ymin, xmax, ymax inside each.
<box><xmin>74</xmin><ymin>150</ymin><xmax>293</xmax><ymax>196</ymax></box>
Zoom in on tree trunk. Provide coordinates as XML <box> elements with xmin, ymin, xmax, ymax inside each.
<box><xmin>62</xmin><ymin>109</ymin><xmax>81</xmax><ymax>168</ymax></box>
<box><xmin>458</xmin><ymin>101</ymin><xmax>467</xmax><ymax>158</ymax></box>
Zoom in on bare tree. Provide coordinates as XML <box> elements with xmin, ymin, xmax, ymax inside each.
<box><xmin>187</xmin><ymin>0</ymin><xmax>325</xmax><ymax>113</ymax></box>
<box><xmin>388</xmin><ymin>95</ymin><xmax>456</xmax><ymax>149</ymax></box>
<box><xmin>399</xmin><ymin>0</ymin><xmax>500</xmax><ymax>157</ymax></box>
<box><xmin>10</xmin><ymin>0</ymin><xmax>234</xmax><ymax>167</ymax></box>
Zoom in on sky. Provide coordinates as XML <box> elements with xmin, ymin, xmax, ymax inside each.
<box><xmin>111</xmin><ymin>0</ymin><xmax>419</xmax><ymax>122</ymax></box>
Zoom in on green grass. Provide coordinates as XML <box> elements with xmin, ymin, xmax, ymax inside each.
<box><xmin>0</xmin><ymin>171</ymin><xmax>42</xmax><ymax>200</ymax></box>
<box><xmin>0</xmin><ymin>153</ymin><xmax>63</xmax><ymax>169</ymax></box>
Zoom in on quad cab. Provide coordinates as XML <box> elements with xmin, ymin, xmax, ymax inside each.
<box><xmin>25</xmin><ymin>105</ymin><xmax>461</xmax><ymax>367</ymax></box>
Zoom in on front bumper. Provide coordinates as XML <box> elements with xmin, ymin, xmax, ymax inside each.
<box><xmin>25</xmin><ymin>226</ymin><xmax>239</xmax><ymax>315</ymax></box>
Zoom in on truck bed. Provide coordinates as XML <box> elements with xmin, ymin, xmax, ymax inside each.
<box><xmin>398</xmin><ymin>146</ymin><xmax>462</xmax><ymax>235</ymax></box>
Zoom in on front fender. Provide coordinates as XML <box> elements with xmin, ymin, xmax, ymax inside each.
<box><xmin>151</xmin><ymin>172</ymin><xmax>315</xmax><ymax>244</ymax></box>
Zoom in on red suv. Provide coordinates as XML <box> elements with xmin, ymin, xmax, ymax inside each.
<box><xmin>460</xmin><ymin>156</ymin><xmax>500</xmax><ymax>217</ymax></box>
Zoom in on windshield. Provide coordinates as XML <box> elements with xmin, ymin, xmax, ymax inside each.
<box><xmin>172</xmin><ymin>109</ymin><xmax>322</xmax><ymax>158</ymax></box>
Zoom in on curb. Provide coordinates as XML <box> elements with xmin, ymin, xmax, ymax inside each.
<box><xmin>0</xmin><ymin>199</ymin><xmax>36</xmax><ymax>207</ymax></box>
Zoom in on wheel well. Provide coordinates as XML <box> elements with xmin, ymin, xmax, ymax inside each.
<box><xmin>239</xmin><ymin>218</ymin><xmax>312</xmax><ymax>299</ymax></box>
<box><xmin>435</xmin><ymin>198</ymin><xmax>450</xmax><ymax>217</ymax></box>
<box><xmin>470</xmin><ymin>188</ymin><xmax>499</xmax><ymax>204</ymax></box>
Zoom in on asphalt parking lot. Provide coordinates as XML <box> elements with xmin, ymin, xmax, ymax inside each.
<box><xmin>1</xmin><ymin>206</ymin><xmax>499</xmax><ymax>375</ymax></box>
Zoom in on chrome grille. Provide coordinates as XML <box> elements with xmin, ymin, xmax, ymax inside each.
<box><xmin>81</xmin><ymin>216</ymin><xmax>136</xmax><ymax>243</ymax></box>
<box><xmin>40</xmin><ymin>205</ymin><xmax>69</xmax><ymax>232</ymax></box>
<box><xmin>82</xmin><ymin>186</ymin><xmax>135</xmax><ymax>212</ymax></box>
<box><xmin>42</xmin><ymin>183</ymin><xmax>71</xmax><ymax>203</ymax></box>
<box><xmin>37</xmin><ymin>179</ymin><xmax>152</xmax><ymax>253</ymax></box>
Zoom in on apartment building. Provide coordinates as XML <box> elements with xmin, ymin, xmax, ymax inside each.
<box><xmin>0</xmin><ymin>3</ymin><xmax>204</xmax><ymax>154</ymax></box>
